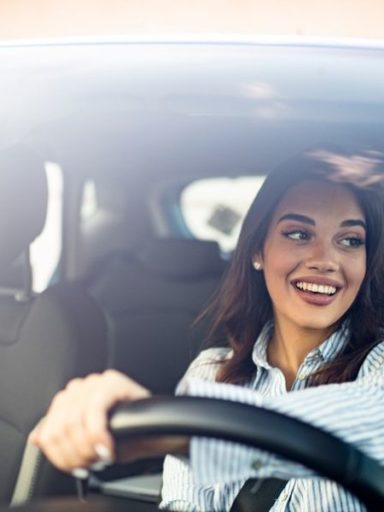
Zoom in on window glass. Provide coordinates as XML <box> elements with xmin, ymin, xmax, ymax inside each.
<box><xmin>81</xmin><ymin>180</ymin><xmax>99</xmax><ymax>222</ymax></box>
<box><xmin>180</xmin><ymin>176</ymin><xmax>265</xmax><ymax>252</ymax></box>
<box><xmin>30</xmin><ymin>162</ymin><xmax>63</xmax><ymax>291</ymax></box>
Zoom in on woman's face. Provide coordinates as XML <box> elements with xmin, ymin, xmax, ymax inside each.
<box><xmin>255</xmin><ymin>180</ymin><xmax>367</xmax><ymax>335</ymax></box>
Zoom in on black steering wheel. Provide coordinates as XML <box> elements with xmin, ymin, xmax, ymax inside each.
<box><xmin>110</xmin><ymin>396</ymin><xmax>384</xmax><ymax>512</ymax></box>
<box><xmin>3</xmin><ymin>396</ymin><xmax>384</xmax><ymax>512</ymax></box>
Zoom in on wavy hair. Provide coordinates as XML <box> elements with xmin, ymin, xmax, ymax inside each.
<box><xmin>206</xmin><ymin>150</ymin><xmax>384</xmax><ymax>386</ymax></box>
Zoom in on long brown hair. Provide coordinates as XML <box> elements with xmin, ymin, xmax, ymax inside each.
<box><xmin>206</xmin><ymin>150</ymin><xmax>384</xmax><ymax>386</ymax></box>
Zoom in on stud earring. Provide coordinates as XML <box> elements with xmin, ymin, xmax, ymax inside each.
<box><xmin>252</xmin><ymin>261</ymin><xmax>262</xmax><ymax>271</ymax></box>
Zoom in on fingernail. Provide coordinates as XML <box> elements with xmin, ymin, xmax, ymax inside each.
<box><xmin>95</xmin><ymin>443</ymin><xmax>113</xmax><ymax>463</ymax></box>
<box><xmin>71</xmin><ymin>468</ymin><xmax>89</xmax><ymax>479</ymax></box>
<box><xmin>90</xmin><ymin>461</ymin><xmax>108</xmax><ymax>472</ymax></box>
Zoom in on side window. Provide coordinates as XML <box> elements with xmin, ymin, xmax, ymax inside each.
<box><xmin>80</xmin><ymin>179</ymin><xmax>99</xmax><ymax>222</ymax></box>
<box><xmin>180</xmin><ymin>176</ymin><xmax>265</xmax><ymax>252</ymax></box>
<box><xmin>30</xmin><ymin>162</ymin><xmax>63</xmax><ymax>292</ymax></box>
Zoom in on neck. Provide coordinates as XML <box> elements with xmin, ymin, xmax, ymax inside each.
<box><xmin>267</xmin><ymin>320</ymin><xmax>334</xmax><ymax>390</ymax></box>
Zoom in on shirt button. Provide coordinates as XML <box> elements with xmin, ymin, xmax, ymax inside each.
<box><xmin>280</xmin><ymin>491</ymin><xmax>289</xmax><ymax>501</ymax></box>
<box><xmin>251</xmin><ymin>460</ymin><xmax>263</xmax><ymax>470</ymax></box>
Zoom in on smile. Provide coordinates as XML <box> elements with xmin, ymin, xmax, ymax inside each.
<box><xmin>295</xmin><ymin>281</ymin><xmax>337</xmax><ymax>296</ymax></box>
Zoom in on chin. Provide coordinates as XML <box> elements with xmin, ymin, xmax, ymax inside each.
<box><xmin>297</xmin><ymin>318</ymin><xmax>341</xmax><ymax>332</ymax></box>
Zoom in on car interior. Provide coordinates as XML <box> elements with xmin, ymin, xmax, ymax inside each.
<box><xmin>0</xmin><ymin>147</ymin><xmax>228</xmax><ymax>509</ymax></box>
<box><xmin>0</xmin><ymin>40</ymin><xmax>384</xmax><ymax>510</ymax></box>
<box><xmin>0</xmin><ymin>147</ymin><xmax>109</xmax><ymax>504</ymax></box>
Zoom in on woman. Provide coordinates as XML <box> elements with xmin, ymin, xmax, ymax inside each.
<box><xmin>30</xmin><ymin>149</ymin><xmax>384</xmax><ymax>511</ymax></box>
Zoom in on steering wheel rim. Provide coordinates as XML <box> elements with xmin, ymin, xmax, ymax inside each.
<box><xmin>110</xmin><ymin>396</ymin><xmax>384</xmax><ymax>511</ymax></box>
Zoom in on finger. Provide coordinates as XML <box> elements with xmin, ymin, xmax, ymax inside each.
<box><xmin>32</xmin><ymin>384</ymin><xmax>94</xmax><ymax>470</ymax></box>
<box><xmin>38</xmin><ymin>427</ymin><xmax>94</xmax><ymax>472</ymax></box>
<box><xmin>82</xmin><ymin>396</ymin><xmax>115</xmax><ymax>461</ymax></box>
<box><xmin>62</xmin><ymin>410</ymin><xmax>100</xmax><ymax>466</ymax></box>
<box><xmin>83</xmin><ymin>371</ymin><xmax>151</xmax><ymax>460</ymax></box>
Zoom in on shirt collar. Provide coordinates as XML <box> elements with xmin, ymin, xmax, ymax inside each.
<box><xmin>316</xmin><ymin>319</ymin><xmax>350</xmax><ymax>362</ymax></box>
<box><xmin>251</xmin><ymin>321</ymin><xmax>274</xmax><ymax>370</ymax></box>
<box><xmin>251</xmin><ymin>319</ymin><xmax>350</xmax><ymax>369</ymax></box>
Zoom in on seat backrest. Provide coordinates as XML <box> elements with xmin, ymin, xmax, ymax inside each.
<box><xmin>0</xmin><ymin>147</ymin><xmax>109</xmax><ymax>503</ymax></box>
<box><xmin>88</xmin><ymin>238</ymin><xmax>226</xmax><ymax>394</ymax></box>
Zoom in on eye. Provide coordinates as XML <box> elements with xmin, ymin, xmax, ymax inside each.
<box><xmin>339</xmin><ymin>236</ymin><xmax>365</xmax><ymax>248</ymax></box>
<box><xmin>282</xmin><ymin>229</ymin><xmax>312</xmax><ymax>241</ymax></box>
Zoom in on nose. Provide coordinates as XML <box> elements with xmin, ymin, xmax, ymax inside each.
<box><xmin>304</xmin><ymin>242</ymin><xmax>339</xmax><ymax>273</ymax></box>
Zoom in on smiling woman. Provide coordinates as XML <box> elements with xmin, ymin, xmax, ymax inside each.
<box><xmin>206</xmin><ymin>150</ymin><xmax>384</xmax><ymax>388</ymax></box>
<box><xmin>159</xmin><ymin>150</ymin><xmax>384</xmax><ymax>511</ymax></box>
<box><xmin>252</xmin><ymin>180</ymin><xmax>367</xmax><ymax>389</ymax></box>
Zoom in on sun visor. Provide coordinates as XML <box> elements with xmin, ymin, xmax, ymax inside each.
<box><xmin>0</xmin><ymin>146</ymin><xmax>48</xmax><ymax>270</ymax></box>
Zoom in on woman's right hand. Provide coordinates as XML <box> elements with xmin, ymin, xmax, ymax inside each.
<box><xmin>28</xmin><ymin>370</ymin><xmax>151</xmax><ymax>474</ymax></box>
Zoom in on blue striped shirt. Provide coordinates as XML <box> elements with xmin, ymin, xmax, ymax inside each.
<box><xmin>160</xmin><ymin>325</ymin><xmax>384</xmax><ymax>511</ymax></box>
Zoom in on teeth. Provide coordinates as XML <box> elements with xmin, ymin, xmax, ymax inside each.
<box><xmin>295</xmin><ymin>281</ymin><xmax>337</xmax><ymax>295</ymax></box>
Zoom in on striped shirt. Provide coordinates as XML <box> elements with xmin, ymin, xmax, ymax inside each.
<box><xmin>160</xmin><ymin>324</ymin><xmax>384</xmax><ymax>511</ymax></box>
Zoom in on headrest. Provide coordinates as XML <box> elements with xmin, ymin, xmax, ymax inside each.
<box><xmin>0</xmin><ymin>146</ymin><xmax>48</xmax><ymax>270</ymax></box>
<box><xmin>137</xmin><ymin>238</ymin><xmax>224</xmax><ymax>279</ymax></box>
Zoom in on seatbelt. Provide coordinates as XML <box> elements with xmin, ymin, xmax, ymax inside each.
<box><xmin>11</xmin><ymin>442</ymin><xmax>42</xmax><ymax>505</ymax></box>
<box><xmin>230</xmin><ymin>478</ymin><xmax>288</xmax><ymax>512</ymax></box>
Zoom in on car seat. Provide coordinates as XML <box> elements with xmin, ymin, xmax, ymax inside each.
<box><xmin>84</xmin><ymin>237</ymin><xmax>225</xmax><ymax>499</ymax></box>
<box><xmin>0</xmin><ymin>147</ymin><xmax>108</xmax><ymax>504</ymax></box>
<box><xmin>87</xmin><ymin>238</ymin><xmax>226</xmax><ymax>394</ymax></box>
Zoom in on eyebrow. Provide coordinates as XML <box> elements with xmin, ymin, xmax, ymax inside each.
<box><xmin>277</xmin><ymin>213</ymin><xmax>366</xmax><ymax>230</ymax></box>
<box><xmin>340</xmin><ymin>219</ymin><xmax>366</xmax><ymax>230</ymax></box>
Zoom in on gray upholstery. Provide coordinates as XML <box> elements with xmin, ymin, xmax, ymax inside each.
<box><xmin>0</xmin><ymin>147</ymin><xmax>108</xmax><ymax>503</ymax></box>
<box><xmin>0</xmin><ymin>254</ymin><xmax>30</xmax><ymax>293</ymax></box>
<box><xmin>88</xmin><ymin>239</ymin><xmax>225</xmax><ymax>394</ymax></box>
<box><xmin>137</xmin><ymin>239</ymin><xmax>224</xmax><ymax>279</ymax></box>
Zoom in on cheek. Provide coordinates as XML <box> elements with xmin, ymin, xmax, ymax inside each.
<box><xmin>263</xmin><ymin>238</ymin><xmax>299</xmax><ymax>274</ymax></box>
<box><xmin>355</xmin><ymin>264</ymin><xmax>366</xmax><ymax>289</ymax></box>
<box><xmin>262</xmin><ymin>249</ymin><xmax>298</xmax><ymax>290</ymax></box>
<box><xmin>347</xmin><ymin>255</ymin><xmax>366</xmax><ymax>292</ymax></box>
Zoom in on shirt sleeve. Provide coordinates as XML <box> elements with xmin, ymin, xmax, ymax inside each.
<box><xmin>183</xmin><ymin>368</ymin><xmax>384</xmax><ymax>486</ymax></box>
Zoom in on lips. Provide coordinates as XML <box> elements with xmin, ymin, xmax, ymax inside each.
<box><xmin>291</xmin><ymin>277</ymin><xmax>343</xmax><ymax>306</ymax></box>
